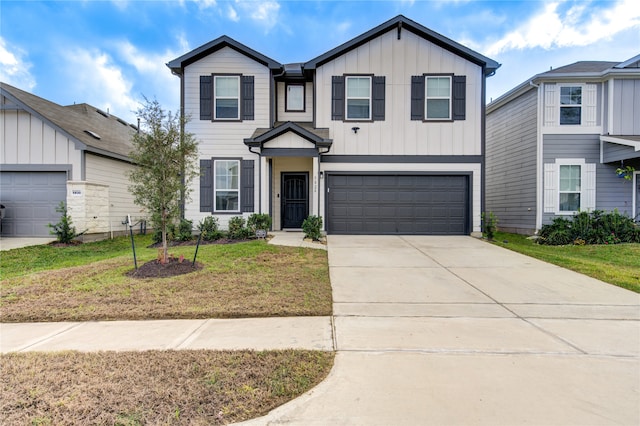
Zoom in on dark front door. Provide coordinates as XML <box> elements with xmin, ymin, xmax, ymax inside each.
<box><xmin>281</xmin><ymin>173</ymin><xmax>308</xmax><ymax>228</ymax></box>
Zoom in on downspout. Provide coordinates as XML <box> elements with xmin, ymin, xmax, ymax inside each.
<box><xmin>480</xmin><ymin>68</ymin><xmax>487</xmax><ymax>235</ymax></box>
<box><xmin>247</xmin><ymin>146</ymin><xmax>262</xmax><ymax>214</ymax></box>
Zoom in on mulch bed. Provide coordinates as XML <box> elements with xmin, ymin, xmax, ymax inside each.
<box><xmin>127</xmin><ymin>258</ymin><xmax>203</xmax><ymax>278</ymax></box>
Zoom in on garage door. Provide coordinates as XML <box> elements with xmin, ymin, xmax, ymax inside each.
<box><xmin>0</xmin><ymin>171</ymin><xmax>67</xmax><ymax>237</ymax></box>
<box><xmin>326</xmin><ymin>174</ymin><xmax>469</xmax><ymax>235</ymax></box>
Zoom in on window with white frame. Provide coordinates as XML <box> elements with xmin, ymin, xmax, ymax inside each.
<box><xmin>345</xmin><ymin>76</ymin><xmax>371</xmax><ymax>120</ymax></box>
<box><xmin>559</xmin><ymin>86</ymin><xmax>582</xmax><ymax>125</ymax></box>
<box><xmin>286</xmin><ymin>84</ymin><xmax>304</xmax><ymax>112</ymax></box>
<box><xmin>214</xmin><ymin>159</ymin><xmax>240</xmax><ymax>212</ymax></box>
<box><xmin>559</xmin><ymin>164</ymin><xmax>581</xmax><ymax>212</ymax></box>
<box><xmin>214</xmin><ymin>76</ymin><xmax>240</xmax><ymax>120</ymax></box>
<box><xmin>426</xmin><ymin>76</ymin><xmax>452</xmax><ymax>120</ymax></box>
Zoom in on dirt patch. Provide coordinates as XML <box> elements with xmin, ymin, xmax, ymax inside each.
<box><xmin>127</xmin><ymin>258</ymin><xmax>203</xmax><ymax>278</ymax></box>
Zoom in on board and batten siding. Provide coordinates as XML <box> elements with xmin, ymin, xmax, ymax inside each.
<box><xmin>1</xmin><ymin>106</ymin><xmax>82</xmax><ymax>180</ymax></box>
<box><xmin>84</xmin><ymin>153</ymin><xmax>145</xmax><ymax>233</ymax></box>
<box><xmin>486</xmin><ymin>88</ymin><xmax>538</xmax><ymax>234</ymax></box>
<box><xmin>542</xmin><ymin>134</ymin><xmax>635</xmax><ymax>223</ymax></box>
<box><xmin>610</xmin><ymin>79</ymin><xmax>640</xmax><ymax>135</ymax></box>
<box><xmin>276</xmin><ymin>81</ymin><xmax>313</xmax><ymax>122</ymax></box>
<box><xmin>314</xmin><ymin>29</ymin><xmax>483</xmax><ymax>156</ymax></box>
<box><xmin>182</xmin><ymin>46</ymin><xmax>263</xmax><ymax>226</ymax></box>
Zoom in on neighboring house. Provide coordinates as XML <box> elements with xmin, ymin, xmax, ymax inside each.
<box><xmin>167</xmin><ymin>15</ymin><xmax>499</xmax><ymax>235</ymax></box>
<box><xmin>486</xmin><ymin>56</ymin><xmax>640</xmax><ymax>235</ymax></box>
<box><xmin>0</xmin><ymin>83</ymin><xmax>146</xmax><ymax>239</ymax></box>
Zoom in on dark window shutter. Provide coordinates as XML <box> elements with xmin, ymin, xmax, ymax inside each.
<box><xmin>372</xmin><ymin>76</ymin><xmax>385</xmax><ymax>121</ymax></box>
<box><xmin>200</xmin><ymin>76</ymin><xmax>212</xmax><ymax>121</ymax></box>
<box><xmin>241</xmin><ymin>160</ymin><xmax>254</xmax><ymax>213</ymax></box>
<box><xmin>331</xmin><ymin>76</ymin><xmax>345</xmax><ymax>120</ymax></box>
<box><xmin>452</xmin><ymin>75</ymin><xmax>466</xmax><ymax>120</ymax></box>
<box><xmin>200</xmin><ymin>159</ymin><xmax>213</xmax><ymax>212</ymax></box>
<box><xmin>241</xmin><ymin>75</ymin><xmax>254</xmax><ymax>121</ymax></box>
<box><xmin>411</xmin><ymin>75</ymin><xmax>425</xmax><ymax>120</ymax></box>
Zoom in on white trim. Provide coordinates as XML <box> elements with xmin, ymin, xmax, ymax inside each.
<box><xmin>634</xmin><ymin>171</ymin><xmax>640</xmax><ymax>221</ymax></box>
<box><xmin>213</xmin><ymin>75</ymin><xmax>240</xmax><ymax>120</ymax></box>
<box><xmin>558</xmin><ymin>84</ymin><xmax>584</xmax><ymax>126</ymax></box>
<box><xmin>425</xmin><ymin>75</ymin><xmax>452</xmax><ymax>120</ymax></box>
<box><xmin>213</xmin><ymin>159</ymin><xmax>241</xmax><ymax>213</ymax></box>
<box><xmin>536</xmin><ymin>84</ymin><xmax>544</xmax><ymax>231</ymax></box>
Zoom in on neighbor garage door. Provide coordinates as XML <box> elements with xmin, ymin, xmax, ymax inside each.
<box><xmin>0</xmin><ymin>171</ymin><xmax>67</xmax><ymax>237</ymax></box>
<box><xmin>326</xmin><ymin>174</ymin><xmax>469</xmax><ymax>235</ymax></box>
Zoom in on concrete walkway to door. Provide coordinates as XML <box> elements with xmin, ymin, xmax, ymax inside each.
<box><xmin>241</xmin><ymin>235</ymin><xmax>640</xmax><ymax>425</ymax></box>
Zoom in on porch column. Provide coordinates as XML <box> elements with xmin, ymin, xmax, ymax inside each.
<box><xmin>260</xmin><ymin>156</ymin><xmax>269</xmax><ymax>215</ymax></box>
<box><xmin>311</xmin><ymin>156</ymin><xmax>320</xmax><ymax>216</ymax></box>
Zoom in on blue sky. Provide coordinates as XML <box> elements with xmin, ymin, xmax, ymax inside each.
<box><xmin>2</xmin><ymin>0</ymin><xmax>639</xmax><ymax>124</ymax></box>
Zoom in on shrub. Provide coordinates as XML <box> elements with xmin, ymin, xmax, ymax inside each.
<box><xmin>537</xmin><ymin>210</ymin><xmax>640</xmax><ymax>245</ymax></box>
<box><xmin>198</xmin><ymin>216</ymin><xmax>223</xmax><ymax>241</ymax></box>
<box><xmin>228</xmin><ymin>216</ymin><xmax>250</xmax><ymax>240</ymax></box>
<box><xmin>48</xmin><ymin>202</ymin><xmax>84</xmax><ymax>244</ymax></box>
<box><xmin>247</xmin><ymin>213</ymin><xmax>272</xmax><ymax>233</ymax></box>
<box><xmin>302</xmin><ymin>215</ymin><xmax>323</xmax><ymax>241</ymax></box>
<box><xmin>176</xmin><ymin>218</ymin><xmax>193</xmax><ymax>241</ymax></box>
<box><xmin>481</xmin><ymin>211</ymin><xmax>498</xmax><ymax>241</ymax></box>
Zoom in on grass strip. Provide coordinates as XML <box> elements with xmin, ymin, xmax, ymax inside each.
<box><xmin>1</xmin><ymin>349</ymin><xmax>334</xmax><ymax>425</ymax></box>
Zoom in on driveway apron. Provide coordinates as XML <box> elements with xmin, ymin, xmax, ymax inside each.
<box><xmin>242</xmin><ymin>235</ymin><xmax>640</xmax><ymax>425</ymax></box>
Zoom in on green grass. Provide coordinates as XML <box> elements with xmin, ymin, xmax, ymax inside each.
<box><xmin>492</xmin><ymin>231</ymin><xmax>640</xmax><ymax>293</ymax></box>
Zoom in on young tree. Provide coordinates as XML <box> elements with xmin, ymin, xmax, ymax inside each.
<box><xmin>128</xmin><ymin>98</ymin><xmax>199</xmax><ymax>263</ymax></box>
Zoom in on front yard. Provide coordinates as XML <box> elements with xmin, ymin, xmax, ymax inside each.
<box><xmin>492</xmin><ymin>231</ymin><xmax>640</xmax><ymax>293</ymax></box>
<box><xmin>0</xmin><ymin>235</ymin><xmax>334</xmax><ymax>425</ymax></box>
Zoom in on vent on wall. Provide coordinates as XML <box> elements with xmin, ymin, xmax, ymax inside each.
<box><xmin>84</xmin><ymin>130</ymin><xmax>101</xmax><ymax>139</ymax></box>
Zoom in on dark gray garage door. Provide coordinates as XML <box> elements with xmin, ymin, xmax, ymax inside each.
<box><xmin>0</xmin><ymin>171</ymin><xmax>67</xmax><ymax>237</ymax></box>
<box><xmin>326</xmin><ymin>174</ymin><xmax>469</xmax><ymax>235</ymax></box>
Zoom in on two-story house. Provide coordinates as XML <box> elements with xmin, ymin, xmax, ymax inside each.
<box><xmin>486</xmin><ymin>56</ymin><xmax>640</xmax><ymax>235</ymax></box>
<box><xmin>167</xmin><ymin>15</ymin><xmax>500</xmax><ymax>235</ymax></box>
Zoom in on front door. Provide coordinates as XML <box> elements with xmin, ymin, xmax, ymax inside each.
<box><xmin>281</xmin><ymin>173</ymin><xmax>308</xmax><ymax>228</ymax></box>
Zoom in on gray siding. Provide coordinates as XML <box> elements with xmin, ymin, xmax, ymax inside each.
<box><xmin>486</xmin><ymin>89</ymin><xmax>537</xmax><ymax>234</ymax></box>
<box><xmin>611</xmin><ymin>79</ymin><xmax>640</xmax><ymax>135</ymax></box>
<box><xmin>542</xmin><ymin>134</ymin><xmax>636</xmax><ymax>223</ymax></box>
<box><xmin>603</xmin><ymin>142</ymin><xmax>640</xmax><ymax>163</ymax></box>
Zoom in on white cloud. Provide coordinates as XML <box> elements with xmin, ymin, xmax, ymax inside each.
<box><xmin>227</xmin><ymin>5</ymin><xmax>239</xmax><ymax>22</ymax></box>
<box><xmin>62</xmin><ymin>48</ymin><xmax>140</xmax><ymax>123</ymax></box>
<box><xmin>234</xmin><ymin>0</ymin><xmax>280</xmax><ymax>31</ymax></box>
<box><xmin>485</xmin><ymin>0</ymin><xmax>640</xmax><ymax>56</ymax></box>
<box><xmin>0</xmin><ymin>37</ymin><xmax>36</xmax><ymax>91</ymax></box>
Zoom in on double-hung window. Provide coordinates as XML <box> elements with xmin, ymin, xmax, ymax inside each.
<box><xmin>214</xmin><ymin>159</ymin><xmax>240</xmax><ymax>212</ymax></box>
<box><xmin>286</xmin><ymin>84</ymin><xmax>305</xmax><ymax>112</ymax></box>
<box><xmin>214</xmin><ymin>76</ymin><xmax>240</xmax><ymax>120</ymax></box>
<box><xmin>559</xmin><ymin>86</ymin><xmax>582</xmax><ymax>125</ymax></box>
<box><xmin>426</xmin><ymin>76</ymin><xmax>452</xmax><ymax>120</ymax></box>
<box><xmin>559</xmin><ymin>164</ymin><xmax>581</xmax><ymax>212</ymax></box>
<box><xmin>345</xmin><ymin>76</ymin><xmax>371</xmax><ymax>120</ymax></box>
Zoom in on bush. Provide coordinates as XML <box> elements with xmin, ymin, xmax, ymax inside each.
<box><xmin>48</xmin><ymin>202</ymin><xmax>83</xmax><ymax>244</ymax></box>
<box><xmin>228</xmin><ymin>216</ymin><xmax>251</xmax><ymax>240</ymax></box>
<box><xmin>247</xmin><ymin>213</ymin><xmax>272</xmax><ymax>233</ymax></box>
<box><xmin>481</xmin><ymin>211</ymin><xmax>498</xmax><ymax>241</ymax></box>
<box><xmin>537</xmin><ymin>210</ymin><xmax>640</xmax><ymax>245</ymax></box>
<box><xmin>302</xmin><ymin>215</ymin><xmax>323</xmax><ymax>241</ymax></box>
<box><xmin>198</xmin><ymin>216</ymin><xmax>223</xmax><ymax>241</ymax></box>
<box><xmin>176</xmin><ymin>218</ymin><xmax>193</xmax><ymax>242</ymax></box>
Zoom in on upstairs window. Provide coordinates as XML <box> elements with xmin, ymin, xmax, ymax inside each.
<box><xmin>425</xmin><ymin>76</ymin><xmax>452</xmax><ymax>120</ymax></box>
<box><xmin>559</xmin><ymin>86</ymin><xmax>582</xmax><ymax>125</ymax></box>
<box><xmin>214</xmin><ymin>159</ymin><xmax>240</xmax><ymax>212</ymax></box>
<box><xmin>286</xmin><ymin>84</ymin><xmax>305</xmax><ymax>112</ymax></box>
<box><xmin>214</xmin><ymin>76</ymin><xmax>240</xmax><ymax>120</ymax></box>
<box><xmin>559</xmin><ymin>164</ymin><xmax>581</xmax><ymax>211</ymax></box>
<box><xmin>346</xmin><ymin>76</ymin><xmax>372</xmax><ymax>120</ymax></box>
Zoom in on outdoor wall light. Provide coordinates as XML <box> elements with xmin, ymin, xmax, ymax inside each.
<box><xmin>352</xmin><ymin>126</ymin><xmax>360</xmax><ymax>134</ymax></box>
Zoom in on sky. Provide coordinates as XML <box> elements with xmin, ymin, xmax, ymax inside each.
<box><xmin>1</xmin><ymin>0</ymin><xmax>639</xmax><ymax>124</ymax></box>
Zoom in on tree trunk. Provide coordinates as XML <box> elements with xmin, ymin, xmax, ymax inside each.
<box><xmin>161</xmin><ymin>208</ymin><xmax>168</xmax><ymax>264</ymax></box>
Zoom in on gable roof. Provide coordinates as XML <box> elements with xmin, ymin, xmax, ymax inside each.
<box><xmin>304</xmin><ymin>15</ymin><xmax>500</xmax><ymax>76</ymax></box>
<box><xmin>487</xmin><ymin>54</ymin><xmax>640</xmax><ymax>112</ymax></box>
<box><xmin>244</xmin><ymin>121</ymin><xmax>332</xmax><ymax>148</ymax></box>
<box><xmin>167</xmin><ymin>35</ymin><xmax>282</xmax><ymax>74</ymax></box>
<box><xmin>1</xmin><ymin>82</ymin><xmax>136</xmax><ymax>161</ymax></box>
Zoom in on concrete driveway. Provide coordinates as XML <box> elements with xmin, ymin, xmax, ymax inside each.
<box><xmin>243</xmin><ymin>235</ymin><xmax>640</xmax><ymax>426</ymax></box>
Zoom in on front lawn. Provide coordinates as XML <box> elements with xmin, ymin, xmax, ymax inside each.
<box><xmin>0</xmin><ymin>235</ymin><xmax>332</xmax><ymax>322</ymax></box>
<box><xmin>492</xmin><ymin>232</ymin><xmax>640</xmax><ymax>293</ymax></box>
